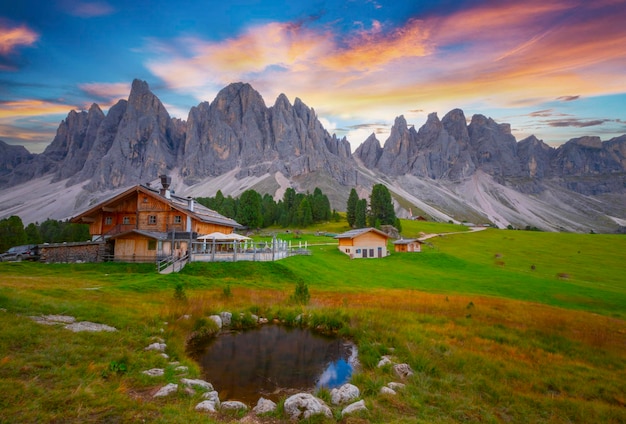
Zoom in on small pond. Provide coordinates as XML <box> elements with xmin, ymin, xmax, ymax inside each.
<box><xmin>190</xmin><ymin>325</ymin><xmax>358</xmax><ymax>403</ymax></box>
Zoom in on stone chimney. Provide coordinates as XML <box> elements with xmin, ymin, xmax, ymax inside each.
<box><xmin>159</xmin><ymin>175</ymin><xmax>171</xmax><ymax>199</ymax></box>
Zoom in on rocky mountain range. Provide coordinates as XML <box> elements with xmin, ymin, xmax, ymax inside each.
<box><xmin>1</xmin><ymin>79</ymin><xmax>625</xmax><ymax>233</ymax></box>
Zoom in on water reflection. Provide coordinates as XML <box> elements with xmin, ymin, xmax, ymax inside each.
<box><xmin>189</xmin><ymin>325</ymin><xmax>357</xmax><ymax>403</ymax></box>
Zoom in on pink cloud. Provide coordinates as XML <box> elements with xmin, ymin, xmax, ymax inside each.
<box><xmin>145</xmin><ymin>0</ymin><xmax>626</xmax><ymax>128</ymax></box>
<box><xmin>61</xmin><ymin>1</ymin><xmax>115</xmax><ymax>18</ymax></box>
<box><xmin>0</xmin><ymin>24</ymin><xmax>38</xmax><ymax>55</ymax></box>
<box><xmin>78</xmin><ymin>82</ymin><xmax>130</xmax><ymax>101</ymax></box>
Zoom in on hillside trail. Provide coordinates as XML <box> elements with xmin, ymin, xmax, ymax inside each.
<box><xmin>418</xmin><ymin>226</ymin><xmax>487</xmax><ymax>241</ymax></box>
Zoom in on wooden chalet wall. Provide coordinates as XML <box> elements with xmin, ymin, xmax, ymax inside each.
<box><xmin>338</xmin><ymin>231</ymin><xmax>389</xmax><ymax>258</ymax></box>
<box><xmin>193</xmin><ymin>221</ymin><xmax>234</xmax><ymax>235</ymax></box>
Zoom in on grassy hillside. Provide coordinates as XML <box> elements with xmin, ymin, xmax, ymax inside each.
<box><xmin>0</xmin><ymin>223</ymin><xmax>624</xmax><ymax>423</ymax></box>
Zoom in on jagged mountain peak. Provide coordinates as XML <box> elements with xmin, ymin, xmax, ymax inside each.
<box><xmin>1</xmin><ymin>80</ymin><xmax>626</xmax><ymax>233</ymax></box>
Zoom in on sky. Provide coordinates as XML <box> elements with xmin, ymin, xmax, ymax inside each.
<box><xmin>1</xmin><ymin>0</ymin><xmax>625</xmax><ymax>154</ymax></box>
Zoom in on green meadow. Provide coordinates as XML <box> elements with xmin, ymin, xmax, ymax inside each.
<box><xmin>0</xmin><ymin>223</ymin><xmax>625</xmax><ymax>423</ymax></box>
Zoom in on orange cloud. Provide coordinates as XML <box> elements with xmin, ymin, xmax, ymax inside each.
<box><xmin>322</xmin><ymin>18</ymin><xmax>431</xmax><ymax>71</ymax></box>
<box><xmin>145</xmin><ymin>0</ymin><xmax>626</xmax><ymax>145</ymax></box>
<box><xmin>0</xmin><ymin>100</ymin><xmax>77</xmax><ymax>119</ymax></box>
<box><xmin>0</xmin><ymin>24</ymin><xmax>38</xmax><ymax>55</ymax></box>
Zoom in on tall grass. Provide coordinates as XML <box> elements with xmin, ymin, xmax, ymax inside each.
<box><xmin>0</xmin><ymin>226</ymin><xmax>625</xmax><ymax>423</ymax></box>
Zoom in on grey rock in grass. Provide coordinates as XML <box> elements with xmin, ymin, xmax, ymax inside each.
<box><xmin>145</xmin><ymin>342</ymin><xmax>166</xmax><ymax>352</ymax></box>
<box><xmin>220</xmin><ymin>311</ymin><xmax>232</xmax><ymax>327</ymax></box>
<box><xmin>380</xmin><ymin>386</ymin><xmax>397</xmax><ymax>395</ymax></box>
<box><xmin>195</xmin><ymin>400</ymin><xmax>218</xmax><ymax>413</ymax></box>
<box><xmin>377</xmin><ymin>355</ymin><xmax>393</xmax><ymax>367</ymax></box>
<box><xmin>221</xmin><ymin>400</ymin><xmax>248</xmax><ymax>412</ymax></box>
<box><xmin>44</xmin><ymin>315</ymin><xmax>76</xmax><ymax>324</ymax></box>
<box><xmin>142</xmin><ymin>368</ymin><xmax>164</xmax><ymax>377</ymax></box>
<box><xmin>330</xmin><ymin>383</ymin><xmax>360</xmax><ymax>405</ymax></box>
<box><xmin>252</xmin><ymin>397</ymin><xmax>277</xmax><ymax>415</ymax></box>
<box><xmin>174</xmin><ymin>365</ymin><xmax>188</xmax><ymax>374</ymax></box>
<box><xmin>341</xmin><ymin>399</ymin><xmax>368</xmax><ymax>416</ymax></box>
<box><xmin>65</xmin><ymin>321</ymin><xmax>117</xmax><ymax>332</ymax></box>
<box><xmin>208</xmin><ymin>315</ymin><xmax>222</xmax><ymax>329</ymax></box>
<box><xmin>393</xmin><ymin>363</ymin><xmax>414</xmax><ymax>379</ymax></box>
<box><xmin>153</xmin><ymin>383</ymin><xmax>178</xmax><ymax>398</ymax></box>
<box><xmin>388</xmin><ymin>382</ymin><xmax>406</xmax><ymax>391</ymax></box>
<box><xmin>202</xmin><ymin>390</ymin><xmax>220</xmax><ymax>403</ymax></box>
<box><xmin>283</xmin><ymin>393</ymin><xmax>332</xmax><ymax>421</ymax></box>
<box><xmin>180</xmin><ymin>378</ymin><xmax>213</xmax><ymax>391</ymax></box>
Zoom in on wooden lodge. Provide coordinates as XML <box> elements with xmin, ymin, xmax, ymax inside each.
<box><xmin>71</xmin><ymin>176</ymin><xmax>241</xmax><ymax>262</ymax></box>
<box><xmin>335</xmin><ymin>227</ymin><xmax>390</xmax><ymax>259</ymax></box>
<box><xmin>393</xmin><ymin>238</ymin><xmax>423</xmax><ymax>253</ymax></box>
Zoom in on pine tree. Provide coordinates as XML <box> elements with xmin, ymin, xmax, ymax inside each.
<box><xmin>369</xmin><ymin>184</ymin><xmax>396</xmax><ymax>227</ymax></box>
<box><xmin>236</xmin><ymin>190</ymin><xmax>262</xmax><ymax>228</ymax></box>
<box><xmin>355</xmin><ymin>198</ymin><xmax>367</xmax><ymax>228</ymax></box>
<box><xmin>296</xmin><ymin>197</ymin><xmax>313</xmax><ymax>227</ymax></box>
<box><xmin>0</xmin><ymin>216</ymin><xmax>27</xmax><ymax>252</ymax></box>
<box><xmin>346</xmin><ymin>188</ymin><xmax>359</xmax><ymax>228</ymax></box>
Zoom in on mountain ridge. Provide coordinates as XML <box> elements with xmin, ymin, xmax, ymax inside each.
<box><xmin>1</xmin><ymin>79</ymin><xmax>625</xmax><ymax>233</ymax></box>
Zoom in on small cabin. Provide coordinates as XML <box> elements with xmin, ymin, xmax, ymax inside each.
<box><xmin>393</xmin><ymin>238</ymin><xmax>422</xmax><ymax>253</ymax></box>
<box><xmin>335</xmin><ymin>227</ymin><xmax>390</xmax><ymax>259</ymax></box>
<box><xmin>71</xmin><ymin>176</ymin><xmax>240</xmax><ymax>262</ymax></box>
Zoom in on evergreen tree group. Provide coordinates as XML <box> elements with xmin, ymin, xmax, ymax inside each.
<box><xmin>0</xmin><ymin>216</ymin><xmax>90</xmax><ymax>253</ymax></box>
<box><xmin>346</xmin><ymin>184</ymin><xmax>401</xmax><ymax>231</ymax></box>
<box><xmin>196</xmin><ymin>187</ymin><xmax>335</xmax><ymax>229</ymax></box>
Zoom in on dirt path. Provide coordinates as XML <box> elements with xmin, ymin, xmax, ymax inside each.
<box><xmin>418</xmin><ymin>226</ymin><xmax>487</xmax><ymax>241</ymax></box>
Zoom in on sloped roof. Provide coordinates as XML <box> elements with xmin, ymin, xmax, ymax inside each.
<box><xmin>392</xmin><ymin>238</ymin><xmax>422</xmax><ymax>245</ymax></box>
<box><xmin>107</xmin><ymin>229</ymin><xmax>168</xmax><ymax>240</ymax></box>
<box><xmin>334</xmin><ymin>227</ymin><xmax>390</xmax><ymax>239</ymax></box>
<box><xmin>71</xmin><ymin>184</ymin><xmax>241</xmax><ymax>229</ymax></box>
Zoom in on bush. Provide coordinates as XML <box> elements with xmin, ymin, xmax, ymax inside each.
<box><xmin>290</xmin><ymin>280</ymin><xmax>310</xmax><ymax>305</ymax></box>
<box><xmin>174</xmin><ymin>283</ymin><xmax>187</xmax><ymax>302</ymax></box>
<box><xmin>222</xmin><ymin>285</ymin><xmax>232</xmax><ymax>299</ymax></box>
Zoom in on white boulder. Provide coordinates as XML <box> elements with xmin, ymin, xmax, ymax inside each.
<box><xmin>180</xmin><ymin>378</ymin><xmax>213</xmax><ymax>391</ymax></box>
<box><xmin>219</xmin><ymin>311</ymin><xmax>232</xmax><ymax>326</ymax></box>
<box><xmin>283</xmin><ymin>393</ymin><xmax>332</xmax><ymax>421</ymax></box>
<box><xmin>330</xmin><ymin>383</ymin><xmax>360</xmax><ymax>405</ymax></box>
<box><xmin>380</xmin><ymin>386</ymin><xmax>396</xmax><ymax>395</ymax></box>
<box><xmin>208</xmin><ymin>315</ymin><xmax>222</xmax><ymax>329</ymax></box>
<box><xmin>377</xmin><ymin>355</ymin><xmax>393</xmax><ymax>367</ymax></box>
<box><xmin>145</xmin><ymin>342</ymin><xmax>166</xmax><ymax>352</ymax></box>
<box><xmin>195</xmin><ymin>400</ymin><xmax>218</xmax><ymax>413</ymax></box>
<box><xmin>393</xmin><ymin>363</ymin><xmax>414</xmax><ymax>379</ymax></box>
<box><xmin>341</xmin><ymin>399</ymin><xmax>368</xmax><ymax>416</ymax></box>
<box><xmin>221</xmin><ymin>401</ymin><xmax>248</xmax><ymax>412</ymax></box>
<box><xmin>388</xmin><ymin>382</ymin><xmax>406</xmax><ymax>391</ymax></box>
<box><xmin>142</xmin><ymin>368</ymin><xmax>164</xmax><ymax>377</ymax></box>
<box><xmin>252</xmin><ymin>397</ymin><xmax>277</xmax><ymax>415</ymax></box>
<box><xmin>153</xmin><ymin>383</ymin><xmax>178</xmax><ymax>398</ymax></box>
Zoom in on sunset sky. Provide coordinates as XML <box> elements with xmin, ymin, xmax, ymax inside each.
<box><xmin>1</xmin><ymin>0</ymin><xmax>625</xmax><ymax>153</ymax></box>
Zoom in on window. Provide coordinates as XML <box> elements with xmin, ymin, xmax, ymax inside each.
<box><xmin>148</xmin><ymin>215</ymin><xmax>157</xmax><ymax>225</ymax></box>
<box><xmin>123</xmin><ymin>216</ymin><xmax>130</xmax><ymax>225</ymax></box>
<box><xmin>174</xmin><ymin>215</ymin><xmax>182</xmax><ymax>224</ymax></box>
<box><xmin>104</xmin><ymin>216</ymin><xmax>112</xmax><ymax>225</ymax></box>
<box><xmin>148</xmin><ymin>240</ymin><xmax>156</xmax><ymax>251</ymax></box>
<box><xmin>143</xmin><ymin>196</ymin><xmax>148</xmax><ymax>203</ymax></box>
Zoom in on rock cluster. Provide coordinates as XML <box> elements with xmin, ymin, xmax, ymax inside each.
<box><xmin>29</xmin><ymin>314</ymin><xmax>117</xmax><ymax>332</ymax></box>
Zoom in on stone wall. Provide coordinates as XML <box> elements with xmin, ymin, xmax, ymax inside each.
<box><xmin>39</xmin><ymin>241</ymin><xmax>106</xmax><ymax>263</ymax></box>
